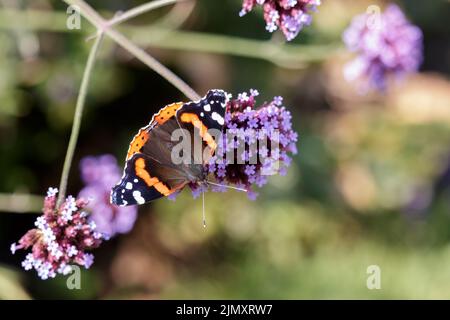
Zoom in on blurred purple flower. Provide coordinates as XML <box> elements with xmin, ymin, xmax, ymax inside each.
<box><xmin>11</xmin><ymin>188</ymin><xmax>105</xmax><ymax>280</ymax></box>
<box><xmin>79</xmin><ymin>155</ymin><xmax>137</xmax><ymax>237</ymax></box>
<box><xmin>240</xmin><ymin>0</ymin><xmax>320</xmax><ymax>41</ymax></box>
<box><xmin>208</xmin><ymin>89</ymin><xmax>298</xmax><ymax>199</ymax></box>
<box><xmin>342</xmin><ymin>4</ymin><xmax>423</xmax><ymax>92</ymax></box>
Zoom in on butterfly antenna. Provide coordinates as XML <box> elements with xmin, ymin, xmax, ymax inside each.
<box><xmin>206</xmin><ymin>181</ymin><xmax>248</xmax><ymax>192</ymax></box>
<box><xmin>202</xmin><ymin>190</ymin><xmax>207</xmax><ymax>228</ymax></box>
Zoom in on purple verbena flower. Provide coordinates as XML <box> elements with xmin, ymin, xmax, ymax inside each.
<box><xmin>11</xmin><ymin>188</ymin><xmax>105</xmax><ymax>280</ymax></box>
<box><xmin>78</xmin><ymin>155</ymin><xmax>138</xmax><ymax>238</ymax></box>
<box><xmin>240</xmin><ymin>0</ymin><xmax>321</xmax><ymax>41</ymax></box>
<box><xmin>342</xmin><ymin>4</ymin><xmax>423</xmax><ymax>92</ymax></box>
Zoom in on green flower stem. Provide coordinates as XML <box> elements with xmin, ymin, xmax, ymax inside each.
<box><xmin>57</xmin><ymin>32</ymin><xmax>104</xmax><ymax>206</ymax></box>
<box><xmin>63</xmin><ymin>0</ymin><xmax>201</xmax><ymax>101</ymax></box>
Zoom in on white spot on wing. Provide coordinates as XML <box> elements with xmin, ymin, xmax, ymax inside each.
<box><xmin>200</xmin><ymin>112</ymin><xmax>204</xmax><ymax>117</ymax></box>
<box><xmin>204</xmin><ymin>104</ymin><xmax>211</xmax><ymax>112</ymax></box>
<box><xmin>126</xmin><ymin>182</ymin><xmax>133</xmax><ymax>190</ymax></box>
<box><xmin>134</xmin><ymin>179</ymin><xmax>138</xmax><ymax>183</ymax></box>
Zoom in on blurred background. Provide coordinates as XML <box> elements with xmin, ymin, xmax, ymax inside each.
<box><xmin>0</xmin><ymin>0</ymin><xmax>450</xmax><ymax>299</ymax></box>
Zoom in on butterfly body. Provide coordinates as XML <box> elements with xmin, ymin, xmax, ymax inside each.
<box><xmin>111</xmin><ymin>89</ymin><xmax>229</xmax><ymax>206</ymax></box>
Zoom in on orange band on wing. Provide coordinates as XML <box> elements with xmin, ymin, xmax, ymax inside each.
<box><xmin>135</xmin><ymin>158</ymin><xmax>172</xmax><ymax>196</ymax></box>
<box><xmin>179</xmin><ymin>113</ymin><xmax>217</xmax><ymax>151</ymax></box>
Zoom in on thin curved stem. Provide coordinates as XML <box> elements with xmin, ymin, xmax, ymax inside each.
<box><xmin>57</xmin><ymin>32</ymin><xmax>104</xmax><ymax>206</ymax></box>
<box><xmin>154</xmin><ymin>0</ymin><xmax>196</xmax><ymax>29</ymax></box>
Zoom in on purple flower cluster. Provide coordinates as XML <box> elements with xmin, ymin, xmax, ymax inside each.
<box><xmin>10</xmin><ymin>188</ymin><xmax>105</xmax><ymax>280</ymax></box>
<box><xmin>207</xmin><ymin>89</ymin><xmax>298</xmax><ymax>199</ymax></box>
<box><xmin>342</xmin><ymin>4</ymin><xmax>423</xmax><ymax>92</ymax></box>
<box><xmin>79</xmin><ymin>155</ymin><xmax>137</xmax><ymax>238</ymax></box>
<box><xmin>240</xmin><ymin>0</ymin><xmax>320</xmax><ymax>41</ymax></box>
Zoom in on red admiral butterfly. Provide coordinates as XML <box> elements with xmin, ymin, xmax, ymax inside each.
<box><xmin>111</xmin><ymin>89</ymin><xmax>229</xmax><ymax>207</ymax></box>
